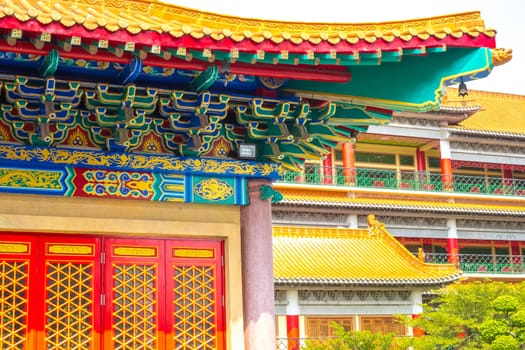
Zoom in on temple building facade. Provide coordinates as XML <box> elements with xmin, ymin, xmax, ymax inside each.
<box><xmin>0</xmin><ymin>0</ymin><xmax>509</xmax><ymax>349</ymax></box>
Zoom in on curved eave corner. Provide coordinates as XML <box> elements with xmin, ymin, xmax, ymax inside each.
<box><xmin>273</xmin><ymin>216</ymin><xmax>461</xmax><ymax>288</ymax></box>
<box><xmin>287</xmin><ymin>47</ymin><xmax>496</xmax><ymax>114</ymax></box>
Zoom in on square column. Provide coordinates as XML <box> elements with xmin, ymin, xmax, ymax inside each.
<box><xmin>241</xmin><ymin>179</ymin><xmax>276</xmax><ymax>350</ymax></box>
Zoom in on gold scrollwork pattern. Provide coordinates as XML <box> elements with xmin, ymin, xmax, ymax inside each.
<box><xmin>0</xmin><ymin>168</ymin><xmax>62</xmax><ymax>190</ymax></box>
<box><xmin>195</xmin><ymin>178</ymin><xmax>233</xmax><ymax>201</ymax></box>
<box><xmin>0</xmin><ymin>145</ymin><xmax>280</xmax><ymax>178</ymax></box>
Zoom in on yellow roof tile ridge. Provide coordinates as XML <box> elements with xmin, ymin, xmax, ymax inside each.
<box><xmin>367</xmin><ymin>214</ymin><xmax>428</xmax><ymax>269</ymax></box>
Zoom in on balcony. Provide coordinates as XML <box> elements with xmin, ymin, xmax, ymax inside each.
<box><xmin>423</xmin><ymin>253</ymin><xmax>525</xmax><ymax>274</ymax></box>
<box><xmin>278</xmin><ymin>166</ymin><xmax>525</xmax><ymax>198</ymax></box>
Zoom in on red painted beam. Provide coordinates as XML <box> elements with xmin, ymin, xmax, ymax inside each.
<box><xmin>0</xmin><ymin>40</ymin><xmax>351</xmax><ymax>82</ymax></box>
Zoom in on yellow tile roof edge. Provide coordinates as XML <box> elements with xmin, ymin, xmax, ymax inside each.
<box><xmin>0</xmin><ymin>0</ymin><xmax>496</xmax><ymax>45</ymax></box>
<box><xmin>280</xmin><ymin>193</ymin><xmax>525</xmax><ymax>212</ymax></box>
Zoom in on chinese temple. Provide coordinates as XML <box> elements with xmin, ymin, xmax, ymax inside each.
<box><xmin>0</xmin><ymin>0</ymin><xmax>507</xmax><ymax>349</ymax></box>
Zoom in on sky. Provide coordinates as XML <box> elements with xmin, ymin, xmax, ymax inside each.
<box><xmin>166</xmin><ymin>0</ymin><xmax>524</xmax><ymax>95</ymax></box>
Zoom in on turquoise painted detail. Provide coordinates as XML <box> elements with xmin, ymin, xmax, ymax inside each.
<box><xmin>260</xmin><ymin>184</ymin><xmax>283</xmax><ymax>204</ymax></box>
<box><xmin>39</xmin><ymin>49</ymin><xmax>60</xmax><ymax>77</ymax></box>
<box><xmin>284</xmin><ymin>48</ymin><xmax>493</xmax><ymax>113</ymax></box>
<box><xmin>63</xmin><ymin>166</ymin><xmax>76</xmax><ymax>196</ymax></box>
<box><xmin>153</xmin><ymin>173</ymin><xmax>185</xmax><ymax>201</ymax></box>
<box><xmin>192</xmin><ymin>176</ymin><xmax>236</xmax><ymax>205</ymax></box>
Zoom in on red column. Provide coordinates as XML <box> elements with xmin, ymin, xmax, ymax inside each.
<box><xmin>241</xmin><ymin>179</ymin><xmax>276</xmax><ymax>350</ymax></box>
<box><xmin>440</xmin><ymin>136</ymin><xmax>453</xmax><ymax>191</ymax></box>
<box><xmin>441</xmin><ymin>158</ymin><xmax>453</xmax><ymax>191</ymax></box>
<box><xmin>412</xmin><ymin>314</ymin><xmax>425</xmax><ymax>337</ymax></box>
<box><xmin>286</xmin><ymin>289</ymin><xmax>300</xmax><ymax>350</ymax></box>
<box><xmin>342</xmin><ymin>143</ymin><xmax>356</xmax><ymax>185</ymax></box>
<box><xmin>503</xmin><ymin>168</ymin><xmax>513</xmax><ymax>193</ymax></box>
<box><xmin>416</xmin><ymin>148</ymin><xmax>426</xmax><ymax>172</ymax></box>
<box><xmin>416</xmin><ymin>148</ymin><xmax>427</xmax><ymax>190</ymax></box>
<box><xmin>511</xmin><ymin>241</ymin><xmax>522</xmax><ymax>267</ymax></box>
<box><xmin>447</xmin><ymin>238</ymin><xmax>459</xmax><ymax>264</ymax></box>
<box><xmin>322</xmin><ymin>152</ymin><xmax>333</xmax><ymax>184</ymax></box>
<box><xmin>286</xmin><ymin>316</ymin><xmax>299</xmax><ymax>350</ymax></box>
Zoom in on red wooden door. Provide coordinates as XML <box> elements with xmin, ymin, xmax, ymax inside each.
<box><xmin>0</xmin><ymin>234</ymin><xmax>225</xmax><ymax>350</ymax></box>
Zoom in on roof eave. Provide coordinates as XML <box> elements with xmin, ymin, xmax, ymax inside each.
<box><xmin>274</xmin><ymin>275</ymin><xmax>462</xmax><ymax>288</ymax></box>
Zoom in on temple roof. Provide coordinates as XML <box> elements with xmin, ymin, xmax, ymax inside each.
<box><xmin>273</xmin><ymin>219</ymin><xmax>460</xmax><ymax>287</ymax></box>
<box><xmin>0</xmin><ymin>0</ymin><xmax>506</xmax><ymax>173</ymax></box>
<box><xmin>0</xmin><ymin>1</ymin><xmax>496</xmax><ymax>52</ymax></box>
<box><xmin>455</xmin><ymin>89</ymin><xmax>525</xmax><ymax>135</ymax></box>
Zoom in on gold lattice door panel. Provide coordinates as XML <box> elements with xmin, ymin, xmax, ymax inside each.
<box><xmin>103</xmin><ymin>239</ymin><xmax>165</xmax><ymax>350</ymax></box>
<box><xmin>0</xmin><ymin>236</ymin><xmax>35</xmax><ymax>350</ymax></box>
<box><xmin>40</xmin><ymin>237</ymin><xmax>101</xmax><ymax>350</ymax></box>
<box><xmin>166</xmin><ymin>240</ymin><xmax>224</xmax><ymax>350</ymax></box>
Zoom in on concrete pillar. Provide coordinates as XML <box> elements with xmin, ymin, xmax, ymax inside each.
<box><xmin>446</xmin><ymin>218</ymin><xmax>459</xmax><ymax>265</ymax></box>
<box><xmin>286</xmin><ymin>290</ymin><xmax>300</xmax><ymax>350</ymax></box>
<box><xmin>345</xmin><ymin>214</ymin><xmax>359</xmax><ymax>229</ymax></box>
<box><xmin>410</xmin><ymin>291</ymin><xmax>424</xmax><ymax>337</ymax></box>
<box><xmin>241</xmin><ymin>179</ymin><xmax>276</xmax><ymax>350</ymax></box>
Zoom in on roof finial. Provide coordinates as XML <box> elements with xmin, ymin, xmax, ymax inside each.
<box><xmin>367</xmin><ymin>214</ymin><xmax>385</xmax><ymax>235</ymax></box>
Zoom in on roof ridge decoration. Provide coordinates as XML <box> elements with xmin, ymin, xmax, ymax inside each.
<box><xmin>492</xmin><ymin>48</ymin><xmax>513</xmax><ymax>66</ymax></box>
<box><xmin>0</xmin><ymin>0</ymin><xmax>496</xmax><ymax>49</ymax></box>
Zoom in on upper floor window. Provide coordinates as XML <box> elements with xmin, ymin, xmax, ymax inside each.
<box><xmin>360</xmin><ymin>316</ymin><xmax>406</xmax><ymax>336</ymax></box>
<box><xmin>306</xmin><ymin>317</ymin><xmax>354</xmax><ymax>337</ymax></box>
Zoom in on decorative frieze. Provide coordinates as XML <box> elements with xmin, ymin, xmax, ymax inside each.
<box><xmin>288</xmin><ymin>289</ymin><xmax>412</xmax><ymax>304</ymax></box>
<box><xmin>450</xmin><ymin>141</ymin><xmax>525</xmax><ymax>155</ymax></box>
<box><xmin>272</xmin><ymin>211</ymin><xmax>349</xmax><ymax>226</ymax></box>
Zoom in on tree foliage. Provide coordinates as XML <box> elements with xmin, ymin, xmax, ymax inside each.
<box><xmin>408</xmin><ymin>280</ymin><xmax>525</xmax><ymax>350</ymax></box>
<box><xmin>301</xmin><ymin>281</ymin><xmax>525</xmax><ymax>349</ymax></box>
<box><xmin>302</xmin><ymin>323</ymin><xmax>410</xmax><ymax>350</ymax></box>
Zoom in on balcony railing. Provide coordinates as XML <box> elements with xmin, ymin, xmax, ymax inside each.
<box><xmin>276</xmin><ymin>337</ymin><xmax>336</xmax><ymax>350</ymax></box>
<box><xmin>424</xmin><ymin>253</ymin><xmax>525</xmax><ymax>274</ymax></box>
<box><xmin>278</xmin><ymin>166</ymin><xmax>525</xmax><ymax>197</ymax></box>
<box><xmin>276</xmin><ymin>336</ymin><xmax>410</xmax><ymax>349</ymax></box>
